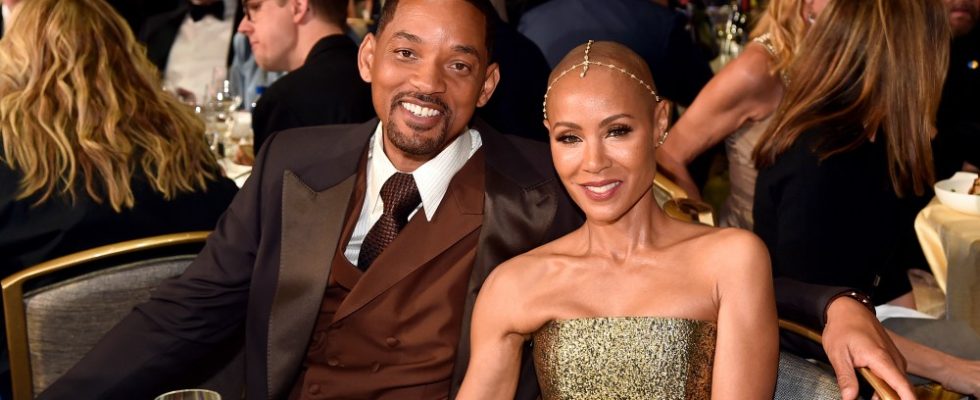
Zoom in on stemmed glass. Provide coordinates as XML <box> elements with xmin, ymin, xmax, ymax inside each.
<box><xmin>200</xmin><ymin>78</ymin><xmax>243</xmax><ymax>159</ymax></box>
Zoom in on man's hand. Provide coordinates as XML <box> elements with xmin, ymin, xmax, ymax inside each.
<box><xmin>822</xmin><ymin>297</ymin><xmax>915</xmax><ymax>400</ymax></box>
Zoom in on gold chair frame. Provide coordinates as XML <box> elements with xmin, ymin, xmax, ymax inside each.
<box><xmin>1</xmin><ymin>231</ymin><xmax>210</xmax><ymax>400</ymax></box>
<box><xmin>653</xmin><ymin>174</ymin><xmax>715</xmax><ymax>225</ymax></box>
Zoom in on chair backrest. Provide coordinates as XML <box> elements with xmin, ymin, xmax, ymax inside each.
<box><xmin>652</xmin><ymin>174</ymin><xmax>716</xmax><ymax>225</ymax></box>
<box><xmin>1</xmin><ymin>232</ymin><xmax>226</xmax><ymax>399</ymax></box>
<box><xmin>774</xmin><ymin>351</ymin><xmax>842</xmax><ymax>400</ymax></box>
<box><xmin>23</xmin><ymin>255</ymin><xmax>194</xmax><ymax>394</ymax></box>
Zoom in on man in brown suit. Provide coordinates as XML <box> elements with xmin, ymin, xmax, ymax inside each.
<box><xmin>40</xmin><ymin>0</ymin><xmax>579</xmax><ymax>399</ymax></box>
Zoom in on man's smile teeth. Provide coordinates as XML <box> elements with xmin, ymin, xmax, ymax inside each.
<box><xmin>401</xmin><ymin>102</ymin><xmax>442</xmax><ymax>118</ymax></box>
<box><xmin>585</xmin><ymin>182</ymin><xmax>620</xmax><ymax>194</ymax></box>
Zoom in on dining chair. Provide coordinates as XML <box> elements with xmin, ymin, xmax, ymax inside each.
<box><xmin>1</xmin><ymin>231</ymin><xmax>243</xmax><ymax>400</ymax></box>
<box><xmin>653</xmin><ymin>174</ymin><xmax>715</xmax><ymax>225</ymax></box>
<box><xmin>773</xmin><ymin>350</ymin><xmax>841</xmax><ymax>399</ymax></box>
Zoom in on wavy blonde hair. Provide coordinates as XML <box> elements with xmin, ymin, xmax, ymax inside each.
<box><xmin>0</xmin><ymin>0</ymin><xmax>219</xmax><ymax>211</ymax></box>
<box><xmin>754</xmin><ymin>0</ymin><xmax>950</xmax><ymax>197</ymax></box>
<box><xmin>750</xmin><ymin>0</ymin><xmax>807</xmax><ymax>78</ymax></box>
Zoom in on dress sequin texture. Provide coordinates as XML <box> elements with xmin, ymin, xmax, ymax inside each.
<box><xmin>532</xmin><ymin>317</ymin><xmax>717</xmax><ymax>400</ymax></box>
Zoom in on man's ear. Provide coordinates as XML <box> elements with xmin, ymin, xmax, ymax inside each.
<box><xmin>292</xmin><ymin>0</ymin><xmax>309</xmax><ymax>23</ymax></box>
<box><xmin>476</xmin><ymin>62</ymin><xmax>501</xmax><ymax>107</ymax></box>
<box><xmin>357</xmin><ymin>33</ymin><xmax>376</xmax><ymax>83</ymax></box>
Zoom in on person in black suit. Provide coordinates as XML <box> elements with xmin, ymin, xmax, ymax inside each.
<box><xmin>242</xmin><ymin>0</ymin><xmax>374</xmax><ymax>152</ymax></box>
<box><xmin>473</xmin><ymin>10</ymin><xmax>552</xmax><ymax>142</ymax></box>
<box><xmin>516</xmin><ymin>0</ymin><xmax>713</xmax><ymax>108</ymax></box>
<box><xmin>935</xmin><ymin>0</ymin><xmax>980</xmax><ymax>178</ymax></box>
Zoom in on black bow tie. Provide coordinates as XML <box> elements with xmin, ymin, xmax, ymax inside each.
<box><xmin>189</xmin><ymin>1</ymin><xmax>225</xmax><ymax>22</ymax></box>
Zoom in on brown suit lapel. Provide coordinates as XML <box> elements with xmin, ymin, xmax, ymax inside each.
<box><xmin>333</xmin><ymin>150</ymin><xmax>486</xmax><ymax>323</ymax></box>
<box><xmin>267</xmin><ymin>171</ymin><xmax>356</xmax><ymax>398</ymax></box>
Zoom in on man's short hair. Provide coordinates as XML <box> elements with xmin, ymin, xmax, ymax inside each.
<box><xmin>375</xmin><ymin>0</ymin><xmax>497</xmax><ymax>61</ymax></box>
<box><xmin>277</xmin><ymin>0</ymin><xmax>346</xmax><ymax>27</ymax></box>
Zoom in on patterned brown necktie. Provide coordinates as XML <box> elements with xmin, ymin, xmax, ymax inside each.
<box><xmin>357</xmin><ymin>172</ymin><xmax>421</xmax><ymax>270</ymax></box>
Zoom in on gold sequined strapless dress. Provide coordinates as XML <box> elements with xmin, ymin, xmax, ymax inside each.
<box><xmin>532</xmin><ymin>317</ymin><xmax>717</xmax><ymax>400</ymax></box>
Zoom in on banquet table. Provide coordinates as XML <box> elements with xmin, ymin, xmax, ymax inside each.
<box><xmin>914</xmin><ymin>198</ymin><xmax>980</xmax><ymax>334</ymax></box>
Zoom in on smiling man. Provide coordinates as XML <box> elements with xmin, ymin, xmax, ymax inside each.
<box><xmin>39</xmin><ymin>0</ymin><xmax>581</xmax><ymax>399</ymax></box>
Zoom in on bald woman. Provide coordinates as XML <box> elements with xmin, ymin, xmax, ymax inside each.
<box><xmin>456</xmin><ymin>41</ymin><xmax>778</xmax><ymax>400</ymax></box>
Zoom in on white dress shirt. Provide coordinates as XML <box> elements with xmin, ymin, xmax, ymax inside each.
<box><xmin>344</xmin><ymin>123</ymin><xmax>483</xmax><ymax>265</ymax></box>
<box><xmin>163</xmin><ymin>0</ymin><xmax>236</xmax><ymax>102</ymax></box>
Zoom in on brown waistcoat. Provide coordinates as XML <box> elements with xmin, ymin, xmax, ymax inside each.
<box><xmin>290</xmin><ymin>150</ymin><xmax>486</xmax><ymax>400</ymax></box>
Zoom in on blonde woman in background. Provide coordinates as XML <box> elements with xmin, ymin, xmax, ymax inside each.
<box><xmin>0</xmin><ymin>0</ymin><xmax>237</xmax><ymax>274</ymax></box>
<box><xmin>657</xmin><ymin>0</ymin><xmax>821</xmax><ymax>229</ymax></box>
<box><xmin>753</xmin><ymin>0</ymin><xmax>980</xmax><ymax>395</ymax></box>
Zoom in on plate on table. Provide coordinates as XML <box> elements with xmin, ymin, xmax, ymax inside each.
<box><xmin>934</xmin><ymin>171</ymin><xmax>980</xmax><ymax>216</ymax></box>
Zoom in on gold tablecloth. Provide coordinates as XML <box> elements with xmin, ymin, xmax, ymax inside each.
<box><xmin>914</xmin><ymin>198</ymin><xmax>980</xmax><ymax>334</ymax></box>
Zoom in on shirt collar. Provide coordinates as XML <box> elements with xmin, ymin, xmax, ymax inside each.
<box><xmin>367</xmin><ymin>122</ymin><xmax>482</xmax><ymax>221</ymax></box>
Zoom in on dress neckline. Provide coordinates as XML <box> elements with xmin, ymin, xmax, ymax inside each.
<box><xmin>546</xmin><ymin>315</ymin><xmax>717</xmax><ymax>326</ymax></box>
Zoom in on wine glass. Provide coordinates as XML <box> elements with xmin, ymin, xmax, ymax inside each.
<box><xmin>195</xmin><ymin>103</ymin><xmax>223</xmax><ymax>159</ymax></box>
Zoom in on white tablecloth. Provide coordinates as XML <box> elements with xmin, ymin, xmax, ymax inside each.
<box><xmin>914</xmin><ymin>198</ymin><xmax>980</xmax><ymax>334</ymax></box>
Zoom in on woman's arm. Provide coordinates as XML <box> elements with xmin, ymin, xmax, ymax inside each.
<box><xmin>887</xmin><ymin>329</ymin><xmax>980</xmax><ymax>397</ymax></box>
<box><xmin>710</xmin><ymin>231</ymin><xmax>779</xmax><ymax>399</ymax></box>
<box><xmin>657</xmin><ymin>45</ymin><xmax>783</xmax><ymax>200</ymax></box>
<box><xmin>456</xmin><ymin>261</ymin><xmax>531</xmax><ymax>400</ymax></box>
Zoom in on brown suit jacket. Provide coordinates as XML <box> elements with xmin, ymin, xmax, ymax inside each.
<box><xmin>38</xmin><ymin>118</ymin><xmax>582</xmax><ymax>400</ymax></box>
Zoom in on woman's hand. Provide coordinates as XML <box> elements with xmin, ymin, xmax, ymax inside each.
<box><xmin>822</xmin><ymin>298</ymin><xmax>915</xmax><ymax>400</ymax></box>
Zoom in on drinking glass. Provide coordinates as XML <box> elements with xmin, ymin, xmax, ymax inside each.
<box><xmin>195</xmin><ymin>104</ymin><xmax>223</xmax><ymax>159</ymax></box>
<box><xmin>154</xmin><ymin>389</ymin><xmax>221</xmax><ymax>400</ymax></box>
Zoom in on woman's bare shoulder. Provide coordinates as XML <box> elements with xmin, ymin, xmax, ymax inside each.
<box><xmin>669</xmin><ymin>223</ymin><xmax>769</xmax><ymax>271</ymax></box>
<box><xmin>686</xmin><ymin>227</ymin><xmax>772</xmax><ymax>285</ymax></box>
<box><xmin>712</xmin><ymin>44</ymin><xmax>783</xmax><ymax>100</ymax></box>
<box><xmin>722</xmin><ymin>44</ymin><xmax>780</xmax><ymax>83</ymax></box>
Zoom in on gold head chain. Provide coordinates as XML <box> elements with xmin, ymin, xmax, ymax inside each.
<box><xmin>542</xmin><ymin>40</ymin><xmax>669</xmax><ymax>146</ymax></box>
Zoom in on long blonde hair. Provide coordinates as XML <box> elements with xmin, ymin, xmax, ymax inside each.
<box><xmin>750</xmin><ymin>0</ymin><xmax>806</xmax><ymax>78</ymax></box>
<box><xmin>754</xmin><ymin>0</ymin><xmax>950</xmax><ymax>197</ymax></box>
<box><xmin>0</xmin><ymin>0</ymin><xmax>219</xmax><ymax>211</ymax></box>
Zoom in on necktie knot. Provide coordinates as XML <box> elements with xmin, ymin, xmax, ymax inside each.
<box><xmin>189</xmin><ymin>1</ymin><xmax>225</xmax><ymax>21</ymax></box>
<box><xmin>380</xmin><ymin>173</ymin><xmax>421</xmax><ymax>222</ymax></box>
<box><xmin>356</xmin><ymin>173</ymin><xmax>420</xmax><ymax>270</ymax></box>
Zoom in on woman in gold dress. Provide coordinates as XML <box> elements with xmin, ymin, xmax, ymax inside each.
<box><xmin>456</xmin><ymin>41</ymin><xmax>778</xmax><ymax>399</ymax></box>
